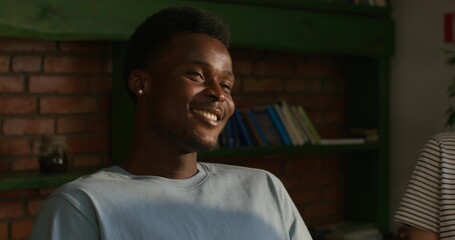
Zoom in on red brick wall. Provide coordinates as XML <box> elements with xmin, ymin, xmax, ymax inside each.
<box><xmin>229</xmin><ymin>49</ymin><xmax>346</xmax><ymax>138</ymax></box>
<box><xmin>0</xmin><ymin>38</ymin><xmax>111</xmax><ymax>240</ymax></box>
<box><xmin>0</xmin><ymin>40</ymin><xmax>347</xmax><ymax>239</ymax></box>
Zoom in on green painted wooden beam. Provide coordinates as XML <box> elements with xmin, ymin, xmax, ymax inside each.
<box><xmin>0</xmin><ymin>144</ymin><xmax>377</xmax><ymax>190</ymax></box>
<box><xmin>198</xmin><ymin>142</ymin><xmax>380</xmax><ymax>158</ymax></box>
<box><xmin>0</xmin><ymin>0</ymin><xmax>393</xmax><ymax>56</ymax></box>
<box><xmin>0</xmin><ymin>168</ymin><xmax>98</xmax><ymax>190</ymax></box>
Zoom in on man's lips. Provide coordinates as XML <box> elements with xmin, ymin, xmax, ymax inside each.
<box><xmin>191</xmin><ymin>108</ymin><xmax>222</xmax><ymax>127</ymax></box>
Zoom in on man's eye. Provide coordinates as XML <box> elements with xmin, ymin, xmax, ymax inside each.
<box><xmin>187</xmin><ymin>71</ymin><xmax>204</xmax><ymax>80</ymax></box>
<box><xmin>221</xmin><ymin>83</ymin><xmax>232</xmax><ymax>93</ymax></box>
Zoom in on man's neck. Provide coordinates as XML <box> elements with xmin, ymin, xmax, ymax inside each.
<box><xmin>121</xmin><ymin>138</ymin><xmax>199</xmax><ymax>179</ymax></box>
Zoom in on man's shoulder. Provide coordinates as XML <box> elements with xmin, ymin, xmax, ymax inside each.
<box><xmin>70</xmin><ymin>165</ymin><xmax>124</xmax><ymax>182</ymax></box>
<box><xmin>52</xmin><ymin>166</ymin><xmax>125</xmax><ymax>197</ymax></box>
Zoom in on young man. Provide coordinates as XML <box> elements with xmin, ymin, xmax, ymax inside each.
<box><xmin>29</xmin><ymin>6</ymin><xmax>312</xmax><ymax>240</ymax></box>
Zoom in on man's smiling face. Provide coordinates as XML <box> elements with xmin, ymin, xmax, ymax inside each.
<box><xmin>143</xmin><ymin>32</ymin><xmax>235</xmax><ymax>152</ymax></box>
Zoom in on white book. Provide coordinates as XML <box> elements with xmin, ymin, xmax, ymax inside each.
<box><xmin>319</xmin><ymin>138</ymin><xmax>365</xmax><ymax>145</ymax></box>
<box><xmin>374</xmin><ymin>0</ymin><xmax>387</xmax><ymax>7</ymax></box>
<box><xmin>297</xmin><ymin>106</ymin><xmax>321</xmax><ymax>143</ymax></box>
<box><xmin>279</xmin><ymin>103</ymin><xmax>306</xmax><ymax>145</ymax></box>
<box><xmin>291</xmin><ymin>106</ymin><xmax>316</xmax><ymax>145</ymax></box>
<box><xmin>273</xmin><ymin>105</ymin><xmax>300</xmax><ymax>146</ymax></box>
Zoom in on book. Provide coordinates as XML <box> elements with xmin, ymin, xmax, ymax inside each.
<box><xmin>245</xmin><ymin>110</ymin><xmax>269</xmax><ymax>147</ymax></box>
<box><xmin>350</xmin><ymin>128</ymin><xmax>379</xmax><ymax>142</ymax></box>
<box><xmin>231</xmin><ymin>116</ymin><xmax>241</xmax><ymax>147</ymax></box>
<box><xmin>296</xmin><ymin>106</ymin><xmax>321</xmax><ymax>144</ymax></box>
<box><xmin>239</xmin><ymin>110</ymin><xmax>262</xmax><ymax>147</ymax></box>
<box><xmin>218</xmin><ymin>124</ymin><xmax>228</xmax><ymax>147</ymax></box>
<box><xmin>232</xmin><ymin>109</ymin><xmax>254</xmax><ymax>147</ymax></box>
<box><xmin>319</xmin><ymin>138</ymin><xmax>365</xmax><ymax>145</ymax></box>
<box><xmin>265</xmin><ymin>105</ymin><xmax>292</xmax><ymax>146</ymax></box>
<box><xmin>359</xmin><ymin>0</ymin><xmax>374</xmax><ymax>6</ymax></box>
<box><xmin>291</xmin><ymin>105</ymin><xmax>316</xmax><ymax>145</ymax></box>
<box><xmin>278</xmin><ymin>101</ymin><xmax>307</xmax><ymax>146</ymax></box>
<box><xmin>374</xmin><ymin>0</ymin><xmax>387</xmax><ymax>7</ymax></box>
<box><xmin>224</xmin><ymin>118</ymin><xmax>236</xmax><ymax>148</ymax></box>
<box><xmin>251</xmin><ymin>107</ymin><xmax>283</xmax><ymax>146</ymax></box>
<box><xmin>313</xmin><ymin>222</ymin><xmax>382</xmax><ymax>240</ymax></box>
<box><xmin>272</xmin><ymin>104</ymin><xmax>299</xmax><ymax>145</ymax></box>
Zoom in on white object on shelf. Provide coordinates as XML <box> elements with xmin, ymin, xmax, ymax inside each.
<box><xmin>319</xmin><ymin>138</ymin><xmax>365</xmax><ymax>145</ymax></box>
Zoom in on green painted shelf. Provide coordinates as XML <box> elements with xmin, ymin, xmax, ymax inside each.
<box><xmin>199</xmin><ymin>142</ymin><xmax>380</xmax><ymax>158</ymax></box>
<box><xmin>0</xmin><ymin>143</ymin><xmax>378</xmax><ymax>191</ymax></box>
<box><xmin>0</xmin><ymin>1</ymin><xmax>393</xmax><ymax>57</ymax></box>
<box><xmin>0</xmin><ymin>167</ymin><xmax>99</xmax><ymax>191</ymax></box>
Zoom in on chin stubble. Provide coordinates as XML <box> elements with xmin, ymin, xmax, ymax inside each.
<box><xmin>156</xmin><ymin>120</ymin><xmax>218</xmax><ymax>152</ymax></box>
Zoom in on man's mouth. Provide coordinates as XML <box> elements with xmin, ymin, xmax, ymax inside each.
<box><xmin>192</xmin><ymin>109</ymin><xmax>220</xmax><ymax>123</ymax></box>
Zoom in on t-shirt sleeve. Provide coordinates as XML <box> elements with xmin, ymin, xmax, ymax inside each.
<box><xmin>272</xmin><ymin>175</ymin><xmax>313</xmax><ymax>240</ymax></box>
<box><xmin>285</xmin><ymin>192</ymin><xmax>313</xmax><ymax>240</ymax></box>
<box><xmin>394</xmin><ymin>137</ymin><xmax>442</xmax><ymax>233</ymax></box>
<box><xmin>29</xmin><ymin>194</ymin><xmax>99</xmax><ymax>240</ymax></box>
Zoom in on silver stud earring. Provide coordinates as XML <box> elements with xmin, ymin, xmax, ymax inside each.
<box><xmin>138</xmin><ymin>89</ymin><xmax>143</xmax><ymax>95</ymax></box>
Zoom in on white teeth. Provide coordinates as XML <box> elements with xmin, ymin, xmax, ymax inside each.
<box><xmin>193</xmin><ymin>109</ymin><xmax>218</xmax><ymax>121</ymax></box>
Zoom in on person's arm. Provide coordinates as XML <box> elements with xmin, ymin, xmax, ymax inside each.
<box><xmin>270</xmin><ymin>174</ymin><xmax>312</xmax><ymax>240</ymax></box>
<box><xmin>29</xmin><ymin>195</ymin><xmax>99</xmax><ymax>240</ymax></box>
<box><xmin>394</xmin><ymin>136</ymin><xmax>445</xmax><ymax>238</ymax></box>
<box><xmin>407</xmin><ymin>226</ymin><xmax>439</xmax><ymax>240</ymax></box>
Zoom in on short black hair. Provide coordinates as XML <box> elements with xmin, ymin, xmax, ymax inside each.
<box><xmin>123</xmin><ymin>5</ymin><xmax>230</xmax><ymax>101</ymax></box>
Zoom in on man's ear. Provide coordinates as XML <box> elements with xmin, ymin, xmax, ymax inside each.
<box><xmin>128</xmin><ymin>69</ymin><xmax>147</xmax><ymax>95</ymax></box>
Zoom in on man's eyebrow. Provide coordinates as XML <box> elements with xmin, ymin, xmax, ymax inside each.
<box><xmin>189</xmin><ymin>60</ymin><xmax>211</xmax><ymax>67</ymax></box>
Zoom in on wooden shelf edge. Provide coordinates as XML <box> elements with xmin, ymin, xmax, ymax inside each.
<box><xmin>199</xmin><ymin>0</ymin><xmax>391</xmax><ymax>16</ymax></box>
<box><xmin>0</xmin><ymin>143</ymin><xmax>379</xmax><ymax>191</ymax></box>
<box><xmin>198</xmin><ymin>142</ymin><xmax>380</xmax><ymax>158</ymax></box>
<box><xmin>0</xmin><ymin>167</ymin><xmax>100</xmax><ymax>191</ymax></box>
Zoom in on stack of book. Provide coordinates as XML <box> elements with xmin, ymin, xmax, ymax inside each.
<box><xmin>353</xmin><ymin>0</ymin><xmax>387</xmax><ymax>7</ymax></box>
<box><xmin>218</xmin><ymin>100</ymin><xmax>321</xmax><ymax>148</ymax></box>
<box><xmin>315</xmin><ymin>0</ymin><xmax>387</xmax><ymax>7</ymax></box>
<box><xmin>311</xmin><ymin>222</ymin><xmax>382</xmax><ymax>240</ymax></box>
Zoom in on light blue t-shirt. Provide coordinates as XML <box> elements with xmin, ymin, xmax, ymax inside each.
<box><xmin>29</xmin><ymin>162</ymin><xmax>312</xmax><ymax>240</ymax></box>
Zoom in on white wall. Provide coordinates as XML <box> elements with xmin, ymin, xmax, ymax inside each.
<box><xmin>390</xmin><ymin>0</ymin><xmax>455</xmax><ymax>231</ymax></box>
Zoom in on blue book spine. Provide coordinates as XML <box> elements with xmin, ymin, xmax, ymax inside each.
<box><xmin>218</xmin><ymin>126</ymin><xmax>227</xmax><ymax>147</ymax></box>
<box><xmin>225</xmin><ymin>118</ymin><xmax>235</xmax><ymax>148</ymax></box>
<box><xmin>233</xmin><ymin>109</ymin><xmax>253</xmax><ymax>147</ymax></box>
<box><xmin>266</xmin><ymin>106</ymin><xmax>292</xmax><ymax>146</ymax></box>
<box><xmin>246</xmin><ymin>111</ymin><xmax>269</xmax><ymax>147</ymax></box>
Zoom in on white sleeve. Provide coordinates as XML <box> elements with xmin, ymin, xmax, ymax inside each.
<box><xmin>284</xmin><ymin>190</ymin><xmax>313</xmax><ymax>240</ymax></box>
<box><xmin>271</xmin><ymin>175</ymin><xmax>313</xmax><ymax>240</ymax></box>
<box><xmin>29</xmin><ymin>195</ymin><xmax>99</xmax><ymax>240</ymax></box>
<box><xmin>286</xmin><ymin>195</ymin><xmax>313</xmax><ymax>240</ymax></box>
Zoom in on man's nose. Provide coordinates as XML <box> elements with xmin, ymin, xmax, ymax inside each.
<box><xmin>204</xmin><ymin>81</ymin><xmax>226</xmax><ymax>102</ymax></box>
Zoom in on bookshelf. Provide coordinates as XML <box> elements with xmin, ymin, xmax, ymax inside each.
<box><xmin>0</xmin><ymin>0</ymin><xmax>393</xmax><ymax>235</ymax></box>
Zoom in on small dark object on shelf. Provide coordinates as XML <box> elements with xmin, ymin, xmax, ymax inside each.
<box><xmin>38</xmin><ymin>135</ymin><xmax>68</xmax><ymax>173</ymax></box>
